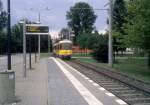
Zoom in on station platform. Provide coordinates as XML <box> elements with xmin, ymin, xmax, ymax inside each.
<box><xmin>47</xmin><ymin>57</ymin><xmax>128</xmax><ymax>105</ymax></box>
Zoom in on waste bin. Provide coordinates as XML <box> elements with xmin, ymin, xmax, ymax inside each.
<box><xmin>0</xmin><ymin>70</ymin><xmax>15</xmax><ymax>104</ymax></box>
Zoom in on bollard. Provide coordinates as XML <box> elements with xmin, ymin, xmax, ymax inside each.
<box><xmin>0</xmin><ymin>70</ymin><xmax>15</xmax><ymax>104</ymax></box>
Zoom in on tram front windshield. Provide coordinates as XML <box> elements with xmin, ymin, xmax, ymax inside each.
<box><xmin>62</xmin><ymin>43</ymin><xmax>72</xmax><ymax>50</ymax></box>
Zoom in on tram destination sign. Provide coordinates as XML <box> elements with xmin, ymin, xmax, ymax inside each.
<box><xmin>26</xmin><ymin>24</ymin><xmax>49</xmax><ymax>35</ymax></box>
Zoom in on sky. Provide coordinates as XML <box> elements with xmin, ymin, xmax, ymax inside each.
<box><xmin>1</xmin><ymin>0</ymin><xmax>109</xmax><ymax>37</ymax></box>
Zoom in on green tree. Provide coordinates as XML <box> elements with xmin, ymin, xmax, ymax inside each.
<box><xmin>76</xmin><ymin>32</ymin><xmax>96</xmax><ymax>49</ymax></box>
<box><xmin>77</xmin><ymin>33</ymin><xmax>88</xmax><ymax>49</ymax></box>
<box><xmin>59</xmin><ymin>28</ymin><xmax>70</xmax><ymax>40</ymax></box>
<box><xmin>0</xmin><ymin>11</ymin><xmax>7</xmax><ymax>31</ymax></box>
<box><xmin>0</xmin><ymin>0</ymin><xmax>7</xmax><ymax>31</ymax></box>
<box><xmin>125</xmin><ymin>0</ymin><xmax>150</xmax><ymax>67</ymax></box>
<box><xmin>112</xmin><ymin>0</ymin><xmax>127</xmax><ymax>54</ymax></box>
<box><xmin>92</xmin><ymin>34</ymin><xmax>108</xmax><ymax>63</ymax></box>
<box><xmin>76</xmin><ymin>32</ymin><xmax>97</xmax><ymax>55</ymax></box>
<box><xmin>0</xmin><ymin>0</ymin><xmax>3</xmax><ymax>11</ymax></box>
<box><xmin>66</xmin><ymin>2</ymin><xmax>97</xmax><ymax>44</ymax></box>
<box><xmin>0</xmin><ymin>0</ymin><xmax>7</xmax><ymax>54</ymax></box>
<box><xmin>77</xmin><ymin>32</ymin><xmax>108</xmax><ymax>62</ymax></box>
<box><xmin>11</xmin><ymin>23</ymin><xmax>23</xmax><ymax>53</ymax></box>
<box><xmin>0</xmin><ymin>31</ymin><xmax>7</xmax><ymax>54</ymax></box>
<box><xmin>86</xmin><ymin>33</ymin><xmax>98</xmax><ymax>49</ymax></box>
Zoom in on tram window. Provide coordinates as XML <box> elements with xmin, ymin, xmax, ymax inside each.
<box><xmin>62</xmin><ymin>43</ymin><xmax>72</xmax><ymax>50</ymax></box>
<box><xmin>60</xmin><ymin>44</ymin><xmax>62</xmax><ymax>50</ymax></box>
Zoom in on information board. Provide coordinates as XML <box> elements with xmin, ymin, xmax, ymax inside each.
<box><xmin>26</xmin><ymin>24</ymin><xmax>49</xmax><ymax>35</ymax></box>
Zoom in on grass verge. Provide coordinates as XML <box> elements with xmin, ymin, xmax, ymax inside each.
<box><xmin>77</xmin><ymin>57</ymin><xmax>150</xmax><ymax>84</ymax></box>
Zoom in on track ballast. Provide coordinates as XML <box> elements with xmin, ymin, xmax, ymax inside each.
<box><xmin>66</xmin><ymin>60</ymin><xmax>150</xmax><ymax>105</ymax></box>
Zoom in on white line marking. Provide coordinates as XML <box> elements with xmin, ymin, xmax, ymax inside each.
<box><xmin>57</xmin><ymin>58</ymin><xmax>83</xmax><ymax>74</ymax></box>
<box><xmin>55</xmin><ymin>58</ymin><xmax>128</xmax><ymax>105</ymax></box>
<box><xmin>76</xmin><ymin>72</ymin><xmax>81</xmax><ymax>75</ymax></box>
<box><xmin>57</xmin><ymin>58</ymin><xmax>89</xmax><ymax>81</ymax></box>
<box><xmin>81</xmin><ymin>74</ymin><xmax>86</xmax><ymax>77</ymax></box>
<box><xmin>116</xmin><ymin>99</ymin><xmax>127</xmax><ymax>105</ymax></box>
<box><xmin>53</xmin><ymin>58</ymin><xmax>103</xmax><ymax>105</ymax></box>
<box><xmin>93</xmin><ymin>83</ymin><xmax>99</xmax><ymax>87</ymax></box>
<box><xmin>88</xmin><ymin>80</ymin><xmax>94</xmax><ymax>83</ymax></box>
<box><xmin>99</xmin><ymin>87</ymin><xmax>106</xmax><ymax>91</ymax></box>
<box><xmin>84</xmin><ymin>77</ymin><xmax>89</xmax><ymax>80</ymax></box>
<box><xmin>105</xmin><ymin>93</ymin><xmax>115</xmax><ymax>97</ymax></box>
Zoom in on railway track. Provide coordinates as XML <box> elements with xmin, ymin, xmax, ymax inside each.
<box><xmin>66</xmin><ymin>60</ymin><xmax>150</xmax><ymax>105</ymax></box>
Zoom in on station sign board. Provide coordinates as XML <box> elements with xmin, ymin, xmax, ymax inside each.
<box><xmin>26</xmin><ymin>24</ymin><xmax>49</xmax><ymax>35</ymax></box>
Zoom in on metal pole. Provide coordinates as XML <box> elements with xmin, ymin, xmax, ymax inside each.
<box><xmin>38</xmin><ymin>12</ymin><xmax>41</xmax><ymax>23</ymax></box>
<box><xmin>38</xmin><ymin>35</ymin><xmax>40</xmax><ymax>60</ymax></box>
<box><xmin>108</xmin><ymin>0</ymin><xmax>113</xmax><ymax>67</ymax></box>
<box><xmin>37</xmin><ymin>12</ymin><xmax>41</xmax><ymax>61</ymax></box>
<box><xmin>23</xmin><ymin>20</ymin><xmax>26</xmax><ymax>78</ymax></box>
<box><xmin>48</xmin><ymin>35</ymin><xmax>50</xmax><ymax>54</ymax></box>
<box><xmin>7</xmin><ymin>0</ymin><xmax>11</xmax><ymax>70</ymax></box>
<box><xmin>29</xmin><ymin>36</ymin><xmax>32</xmax><ymax>69</ymax></box>
<box><xmin>34</xmin><ymin>36</ymin><xmax>37</xmax><ymax>63</ymax></box>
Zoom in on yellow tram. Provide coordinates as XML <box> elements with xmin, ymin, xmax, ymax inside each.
<box><xmin>53</xmin><ymin>39</ymin><xmax>72</xmax><ymax>59</ymax></box>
